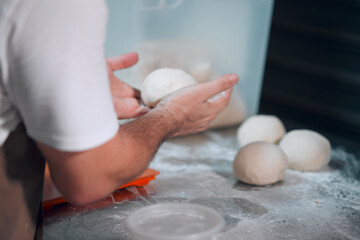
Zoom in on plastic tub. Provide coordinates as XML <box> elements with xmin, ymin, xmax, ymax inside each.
<box><xmin>125</xmin><ymin>203</ymin><xmax>225</xmax><ymax>240</ymax></box>
<box><xmin>106</xmin><ymin>0</ymin><xmax>274</xmax><ymax>128</ymax></box>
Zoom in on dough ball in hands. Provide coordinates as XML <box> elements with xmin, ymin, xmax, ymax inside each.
<box><xmin>141</xmin><ymin>68</ymin><xmax>197</xmax><ymax>107</ymax></box>
<box><xmin>237</xmin><ymin>115</ymin><xmax>286</xmax><ymax>147</ymax></box>
<box><xmin>279</xmin><ymin>130</ymin><xmax>331</xmax><ymax>171</ymax></box>
<box><xmin>233</xmin><ymin>142</ymin><xmax>288</xmax><ymax>186</ymax></box>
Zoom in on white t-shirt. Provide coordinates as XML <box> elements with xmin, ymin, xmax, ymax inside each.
<box><xmin>0</xmin><ymin>0</ymin><xmax>119</xmax><ymax>151</ymax></box>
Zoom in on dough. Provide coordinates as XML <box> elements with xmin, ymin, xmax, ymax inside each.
<box><xmin>237</xmin><ymin>115</ymin><xmax>286</xmax><ymax>147</ymax></box>
<box><xmin>279</xmin><ymin>130</ymin><xmax>331</xmax><ymax>171</ymax></box>
<box><xmin>141</xmin><ymin>68</ymin><xmax>197</xmax><ymax>107</ymax></box>
<box><xmin>233</xmin><ymin>142</ymin><xmax>288</xmax><ymax>186</ymax></box>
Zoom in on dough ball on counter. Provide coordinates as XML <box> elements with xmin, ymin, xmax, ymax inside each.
<box><xmin>233</xmin><ymin>142</ymin><xmax>288</xmax><ymax>186</ymax></box>
<box><xmin>279</xmin><ymin>130</ymin><xmax>331</xmax><ymax>171</ymax></box>
<box><xmin>237</xmin><ymin>115</ymin><xmax>286</xmax><ymax>147</ymax></box>
<box><xmin>141</xmin><ymin>68</ymin><xmax>197</xmax><ymax>107</ymax></box>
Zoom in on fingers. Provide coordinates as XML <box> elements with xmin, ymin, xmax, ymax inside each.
<box><xmin>107</xmin><ymin>52</ymin><xmax>139</xmax><ymax>71</ymax></box>
<box><xmin>206</xmin><ymin>87</ymin><xmax>233</xmax><ymax>111</ymax></box>
<box><xmin>196</xmin><ymin>73</ymin><xmax>238</xmax><ymax>101</ymax></box>
<box><xmin>113</xmin><ymin>97</ymin><xmax>150</xmax><ymax>119</ymax></box>
<box><xmin>111</xmin><ymin>79</ymin><xmax>141</xmax><ymax>99</ymax></box>
<box><xmin>107</xmin><ymin>52</ymin><xmax>140</xmax><ymax>99</ymax></box>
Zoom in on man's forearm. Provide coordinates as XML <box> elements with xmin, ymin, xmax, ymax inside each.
<box><xmin>113</xmin><ymin>107</ymin><xmax>179</xmax><ymax>183</ymax></box>
<box><xmin>38</xmin><ymin>108</ymin><xmax>178</xmax><ymax>206</ymax></box>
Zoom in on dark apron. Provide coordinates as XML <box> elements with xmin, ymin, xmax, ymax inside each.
<box><xmin>0</xmin><ymin>123</ymin><xmax>45</xmax><ymax>240</ymax></box>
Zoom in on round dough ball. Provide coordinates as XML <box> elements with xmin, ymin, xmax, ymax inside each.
<box><xmin>237</xmin><ymin>115</ymin><xmax>286</xmax><ymax>147</ymax></box>
<box><xmin>141</xmin><ymin>68</ymin><xmax>197</xmax><ymax>107</ymax></box>
<box><xmin>279</xmin><ymin>130</ymin><xmax>331</xmax><ymax>171</ymax></box>
<box><xmin>233</xmin><ymin>142</ymin><xmax>288</xmax><ymax>186</ymax></box>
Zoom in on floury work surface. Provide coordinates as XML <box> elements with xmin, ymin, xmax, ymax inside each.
<box><xmin>44</xmin><ymin>127</ymin><xmax>360</xmax><ymax>240</ymax></box>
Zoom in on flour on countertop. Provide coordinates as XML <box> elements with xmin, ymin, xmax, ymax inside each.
<box><xmin>44</xmin><ymin>129</ymin><xmax>360</xmax><ymax>240</ymax></box>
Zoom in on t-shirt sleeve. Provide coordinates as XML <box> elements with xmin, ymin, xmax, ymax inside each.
<box><xmin>8</xmin><ymin>0</ymin><xmax>119</xmax><ymax>151</ymax></box>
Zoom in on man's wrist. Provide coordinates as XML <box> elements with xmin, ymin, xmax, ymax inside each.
<box><xmin>151</xmin><ymin>103</ymin><xmax>183</xmax><ymax>138</ymax></box>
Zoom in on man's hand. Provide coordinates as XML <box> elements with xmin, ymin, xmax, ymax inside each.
<box><xmin>107</xmin><ymin>52</ymin><xmax>150</xmax><ymax>119</ymax></box>
<box><xmin>155</xmin><ymin>73</ymin><xmax>239</xmax><ymax>137</ymax></box>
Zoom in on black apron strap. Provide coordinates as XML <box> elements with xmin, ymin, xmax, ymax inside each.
<box><xmin>0</xmin><ymin>123</ymin><xmax>45</xmax><ymax>240</ymax></box>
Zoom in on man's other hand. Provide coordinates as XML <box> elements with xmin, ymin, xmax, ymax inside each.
<box><xmin>155</xmin><ymin>73</ymin><xmax>239</xmax><ymax>137</ymax></box>
<box><xmin>107</xmin><ymin>52</ymin><xmax>150</xmax><ymax>119</ymax></box>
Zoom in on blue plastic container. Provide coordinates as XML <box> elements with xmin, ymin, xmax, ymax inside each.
<box><xmin>106</xmin><ymin>0</ymin><xmax>274</xmax><ymax>128</ymax></box>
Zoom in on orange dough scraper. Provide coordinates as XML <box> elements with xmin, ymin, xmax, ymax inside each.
<box><xmin>42</xmin><ymin>165</ymin><xmax>159</xmax><ymax>210</ymax></box>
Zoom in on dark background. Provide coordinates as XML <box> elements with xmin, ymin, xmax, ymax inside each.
<box><xmin>259</xmin><ymin>0</ymin><xmax>360</xmax><ymax>141</ymax></box>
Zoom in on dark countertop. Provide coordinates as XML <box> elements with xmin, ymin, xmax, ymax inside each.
<box><xmin>44</xmin><ymin>125</ymin><xmax>360</xmax><ymax>240</ymax></box>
